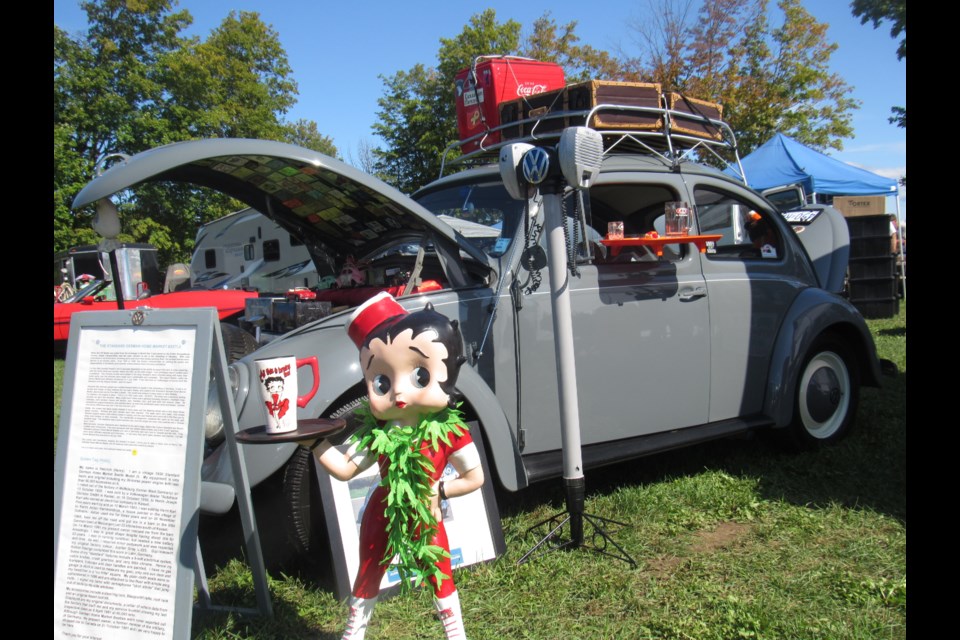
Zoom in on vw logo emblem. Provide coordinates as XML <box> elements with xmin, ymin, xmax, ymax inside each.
<box><xmin>522</xmin><ymin>147</ymin><xmax>550</xmax><ymax>185</ymax></box>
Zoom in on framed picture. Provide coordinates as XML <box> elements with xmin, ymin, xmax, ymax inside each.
<box><xmin>315</xmin><ymin>428</ymin><xmax>505</xmax><ymax>600</ymax></box>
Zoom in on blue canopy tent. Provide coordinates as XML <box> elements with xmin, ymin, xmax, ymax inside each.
<box><xmin>729</xmin><ymin>132</ymin><xmax>904</xmax><ymax>299</ymax></box>
<box><xmin>728</xmin><ymin>132</ymin><xmax>899</xmax><ymax>197</ymax></box>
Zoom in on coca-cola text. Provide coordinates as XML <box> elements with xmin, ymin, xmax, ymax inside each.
<box><xmin>516</xmin><ymin>84</ymin><xmax>549</xmax><ymax>97</ymax></box>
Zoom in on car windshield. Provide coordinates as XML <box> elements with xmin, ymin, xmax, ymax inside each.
<box><xmin>414</xmin><ymin>181</ymin><xmax>526</xmax><ymax>258</ymax></box>
<box><xmin>64</xmin><ymin>279</ymin><xmax>108</xmax><ymax>303</ymax></box>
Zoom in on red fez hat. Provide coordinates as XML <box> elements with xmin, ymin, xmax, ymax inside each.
<box><xmin>346</xmin><ymin>292</ymin><xmax>408</xmax><ymax>349</ymax></box>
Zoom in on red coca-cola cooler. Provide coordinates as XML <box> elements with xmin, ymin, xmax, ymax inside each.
<box><xmin>455</xmin><ymin>56</ymin><xmax>565</xmax><ymax>153</ymax></box>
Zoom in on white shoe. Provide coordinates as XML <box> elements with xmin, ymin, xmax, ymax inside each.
<box><xmin>342</xmin><ymin>595</ymin><xmax>377</xmax><ymax>640</ymax></box>
<box><xmin>435</xmin><ymin>591</ymin><xmax>467</xmax><ymax>639</ymax></box>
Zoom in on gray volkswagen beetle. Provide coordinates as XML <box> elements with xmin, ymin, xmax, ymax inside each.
<box><xmin>73</xmin><ymin>129</ymin><xmax>881</xmax><ymax>554</ymax></box>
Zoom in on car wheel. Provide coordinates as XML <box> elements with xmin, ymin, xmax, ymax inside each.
<box><xmin>788</xmin><ymin>336</ymin><xmax>860</xmax><ymax>448</ymax></box>
<box><xmin>219</xmin><ymin>322</ymin><xmax>258</xmax><ymax>363</ymax></box>
<box><xmin>283</xmin><ymin>393</ymin><xmax>366</xmax><ymax>555</ymax></box>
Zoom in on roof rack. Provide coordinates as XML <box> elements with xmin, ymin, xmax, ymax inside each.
<box><xmin>439</xmin><ymin>102</ymin><xmax>747</xmax><ymax>184</ymax></box>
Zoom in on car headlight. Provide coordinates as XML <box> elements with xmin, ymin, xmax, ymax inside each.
<box><xmin>204</xmin><ymin>363</ymin><xmax>244</xmax><ymax>446</ymax></box>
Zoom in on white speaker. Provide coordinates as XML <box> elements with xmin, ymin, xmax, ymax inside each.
<box><xmin>558</xmin><ymin>127</ymin><xmax>604</xmax><ymax>190</ymax></box>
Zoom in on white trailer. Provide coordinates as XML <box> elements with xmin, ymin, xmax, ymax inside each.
<box><xmin>190</xmin><ymin>207</ymin><xmax>325</xmax><ymax>295</ymax></box>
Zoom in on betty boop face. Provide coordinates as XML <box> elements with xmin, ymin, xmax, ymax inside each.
<box><xmin>265</xmin><ymin>377</ymin><xmax>285</xmax><ymax>395</ymax></box>
<box><xmin>361</xmin><ymin>327</ymin><xmax>451</xmax><ymax>424</ymax></box>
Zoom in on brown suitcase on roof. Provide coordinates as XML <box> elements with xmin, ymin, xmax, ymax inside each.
<box><xmin>573</xmin><ymin>81</ymin><xmax>663</xmax><ymax>130</ymax></box>
<box><xmin>666</xmin><ymin>93</ymin><xmax>724</xmax><ymax>141</ymax></box>
<box><xmin>499</xmin><ymin>81</ymin><xmax>663</xmax><ymax>140</ymax></box>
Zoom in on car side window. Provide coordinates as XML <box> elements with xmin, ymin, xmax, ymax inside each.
<box><xmin>527</xmin><ymin>191</ymin><xmax>601</xmax><ymax>264</ymax></box>
<box><xmin>585</xmin><ymin>183</ymin><xmax>686</xmax><ymax>263</ymax></box>
<box><xmin>694</xmin><ymin>187</ymin><xmax>782</xmax><ymax>260</ymax></box>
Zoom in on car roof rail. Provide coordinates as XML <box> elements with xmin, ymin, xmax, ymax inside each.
<box><xmin>439</xmin><ymin>97</ymin><xmax>747</xmax><ymax>184</ymax></box>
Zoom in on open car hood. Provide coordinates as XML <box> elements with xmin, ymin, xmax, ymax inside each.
<box><xmin>73</xmin><ymin>138</ymin><xmax>490</xmax><ymax>267</ymax></box>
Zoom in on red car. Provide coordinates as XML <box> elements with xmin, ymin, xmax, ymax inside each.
<box><xmin>54</xmin><ymin>243</ymin><xmax>259</xmax><ymax>354</ymax></box>
<box><xmin>53</xmin><ymin>277</ymin><xmax>257</xmax><ymax>349</ymax></box>
<box><xmin>285</xmin><ymin>286</ymin><xmax>317</xmax><ymax>301</ymax></box>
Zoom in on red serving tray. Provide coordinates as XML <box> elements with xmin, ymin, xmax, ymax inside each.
<box><xmin>600</xmin><ymin>234</ymin><xmax>723</xmax><ymax>257</ymax></box>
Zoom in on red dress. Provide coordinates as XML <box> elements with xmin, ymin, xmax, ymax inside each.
<box><xmin>351</xmin><ymin>429</ymin><xmax>477</xmax><ymax>599</ymax></box>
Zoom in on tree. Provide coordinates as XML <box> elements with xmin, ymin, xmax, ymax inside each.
<box><xmin>517</xmin><ymin>12</ymin><xmax>624</xmax><ymax>82</ymax></box>
<box><xmin>159</xmin><ymin>10</ymin><xmax>298</xmax><ymax>141</ymax></box>
<box><xmin>888</xmin><ymin>106</ymin><xmax>905</xmax><ymax>129</ymax></box>
<box><xmin>851</xmin><ymin>0</ymin><xmax>905</xmax><ymax>128</ymax></box>
<box><xmin>345</xmin><ymin>139</ymin><xmax>380</xmax><ymax>176</ymax></box>
<box><xmin>55</xmin><ymin>0</ymin><xmax>191</xmax><ymax>256</ymax></box>
<box><xmin>54</xmin><ymin>1</ymin><xmax>334</xmax><ymax>264</ymax></box>
<box><xmin>372</xmin><ymin>10</ymin><xmax>521</xmax><ymax>193</ymax></box>
<box><xmin>753</xmin><ymin>0</ymin><xmax>857</xmax><ymax>152</ymax></box>
<box><xmin>54</xmin><ymin>122</ymin><xmax>100</xmax><ymax>252</ymax></box>
<box><xmin>55</xmin><ymin>1</ymin><xmax>191</xmax><ymax>157</ymax></box>
<box><xmin>624</xmin><ymin>0</ymin><xmax>696</xmax><ymax>88</ymax></box>
<box><xmin>682</xmin><ymin>0</ymin><xmax>762</xmax><ymax>98</ymax></box>
<box><xmin>372</xmin><ymin>63</ymin><xmax>451</xmax><ymax>193</ymax></box>
<box><xmin>626</xmin><ymin>0</ymin><xmax>858</xmax><ymax>160</ymax></box>
<box><xmin>851</xmin><ymin>0</ymin><xmax>905</xmax><ymax>60</ymax></box>
<box><xmin>284</xmin><ymin>119</ymin><xmax>339</xmax><ymax>157</ymax></box>
<box><xmin>372</xmin><ymin>9</ymin><xmax>625</xmax><ymax>193</ymax></box>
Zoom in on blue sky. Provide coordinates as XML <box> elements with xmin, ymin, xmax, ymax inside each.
<box><xmin>54</xmin><ymin>0</ymin><xmax>906</xmax><ymax>216</ymax></box>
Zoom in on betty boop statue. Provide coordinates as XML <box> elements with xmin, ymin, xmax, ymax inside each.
<box><xmin>308</xmin><ymin>292</ymin><xmax>484</xmax><ymax>640</ymax></box>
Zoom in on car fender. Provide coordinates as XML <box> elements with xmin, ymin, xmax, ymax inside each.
<box><xmin>765</xmin><ymin>287</ymin><xmax>882</xmax><ymax>428</ymax></box>
<box><xmin>455</xmin><ymin>365</ymin><xmax>527</xmax><ymax>492</ymax></box>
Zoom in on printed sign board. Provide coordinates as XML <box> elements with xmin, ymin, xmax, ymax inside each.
<box><xmin>54</xmin><ymin>308</ymin><xmax>217</xmax><ymax>639</ymax></box>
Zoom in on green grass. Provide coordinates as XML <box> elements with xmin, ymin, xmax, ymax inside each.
<box><xmin>54</xmin><ymin>304</ymin><xmax>906</xmax><ymax>639</ymax></box>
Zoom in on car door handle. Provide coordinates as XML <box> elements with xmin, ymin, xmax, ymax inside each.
<box><xmin>679</xmin><ymin>286</ymin><xmax>707</xmax><ymax>301</ymax></box>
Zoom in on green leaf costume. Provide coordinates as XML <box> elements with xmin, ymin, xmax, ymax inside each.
<box><xmin>351</xmin><ymin>400</ymin><xmax>467</xmax><ymax>591</ymax></box>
